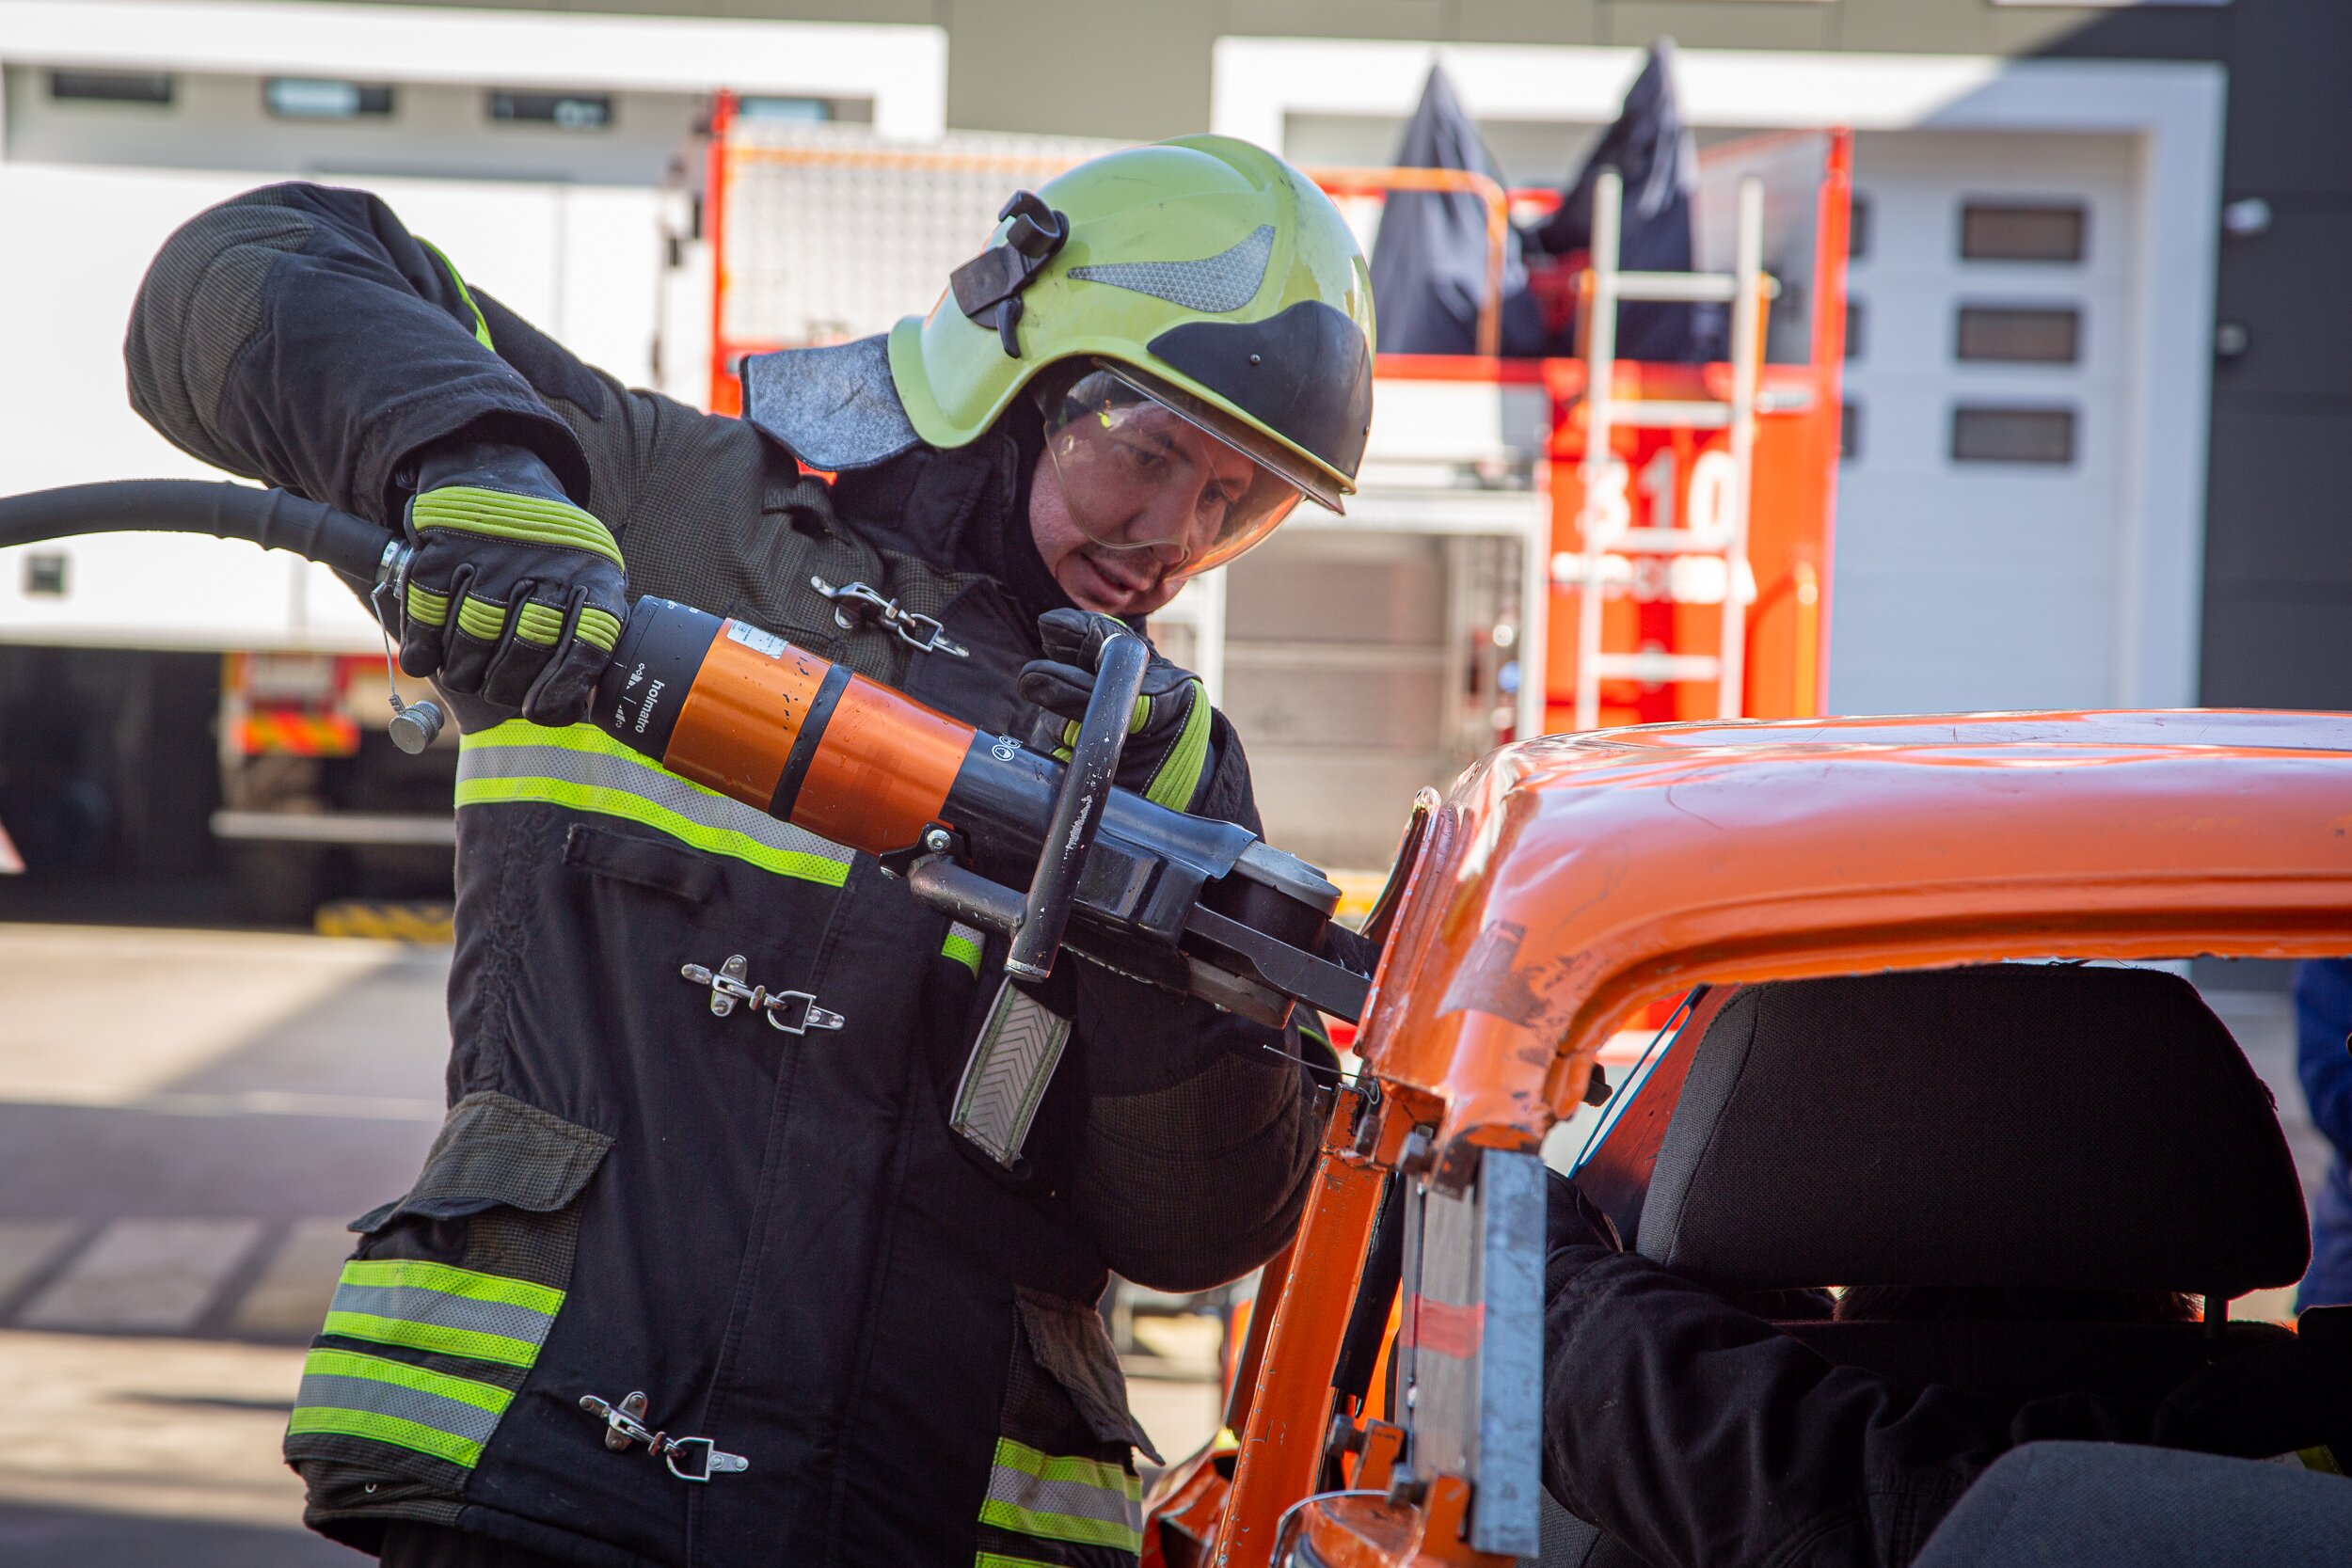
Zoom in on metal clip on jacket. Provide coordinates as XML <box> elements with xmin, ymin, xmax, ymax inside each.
<box><xmin>811</xmin><ymin>577</ymin><xmax>968</xmax><ymax>658</ymax></box>
<box><xmin>681</xmin><ymin>955</ymin><xmax>846</xmax><ymax>1034</ymax></box>
<box><xmin>579</xmin><ymin>1391</ymin><xmax>748</xmax><ymax>1482</ymax></box>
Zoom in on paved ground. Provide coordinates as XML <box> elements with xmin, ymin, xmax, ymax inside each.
<box><xmin>0</xmin><ymin>924</ymin><xmax>447</xmax><ymax>1564</ymax></box>
<box><xmin>0</xmin><ymin>925</ymin><xmax>449</xmax><ymax>1344</ymax></box>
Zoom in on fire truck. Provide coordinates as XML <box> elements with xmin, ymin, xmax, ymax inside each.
<box><xmin>0</xmin><ymin>498</ymin><xmax>452</xmax><ymax>924</ymax></box>
<box><xmin>682</xmin><ymin>101</ymin><xmax>1851</xmax><ymax>877</ymax></box>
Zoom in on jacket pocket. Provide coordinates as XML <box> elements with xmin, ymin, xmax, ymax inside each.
<box><xmin>563</xmin><ymin>821</ymin><xmax>718</xmax><ymax>903</ymax></box>
<box><xmin>974</xmin><ymin>1287</ymin><xmax>1158</xmax><ymax>1566</ymax></box>
<box><xmin>287</xmin><ymin>1093</ymin><xmax>612</xmax><ymax>1496</ymax></box>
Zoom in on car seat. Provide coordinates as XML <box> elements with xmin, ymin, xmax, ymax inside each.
<box><xmin>1910</xmin><ymin>1440</ymin><xmax>2352</xmax><ymax>1568</ymax></box>
<box><xmin>1535</xmin><ymin>963</ymin><xmax>2313</xmax><ymax>1568</ymax></box>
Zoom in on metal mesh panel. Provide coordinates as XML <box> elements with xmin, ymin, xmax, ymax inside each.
<box><xmin>718</xmin><ymin>123</ymin><xmax>1121</xmax><ymax>347</ymax></box>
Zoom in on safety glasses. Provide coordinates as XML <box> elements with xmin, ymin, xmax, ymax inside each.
<box><xmin>1037</xmin><ymin>362</ymin><xmax>1325</xmax><ymax>578</ymax></box>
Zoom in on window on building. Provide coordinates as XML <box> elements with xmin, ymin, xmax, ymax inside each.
<box><xmin>738</xmin><ymin>97</ymin><xmax>832</xmax><ymax>122</ymax></box>
<box><xmin>1961</xmin><ymin>203</ymin><xmax>2087</xmax><ymax>263</ymax></box>
<box><xmin>22</xmin><ymin>554</ymin><xmax>68</xmax><ymax>597</ymax></box>
<box><xmin>1839</xmin><ymin>403</ymin><xmax>1861</xmax><ymax>463</ymax></box>
<box><xmin>1847</xmin><ymin>195</ymin><xmax>1871</xmax><ymax>262</ymax></box>
<box><xmin>1845</xmin><ymin>299</ymin><xmax>1865</xmax><ymax>361</ymax></box>
<box><xmin>265</xmin><ymin>78</ymin><xmax>394</xmax><ymax>120</ymax></box>
<box><xmin>488</xmin><ymin>90</ymin><xmax>612</xmax><ymax>132</ymax></box>
<box><xmin>1956</xmin><ymin>306</ymin><xmax>2081</xmax><ymax>365</ymax></box>
<box><xmin>48</xmin><ymin>70</ymin><xmax>174</xmax><ymax>105</ymax></box>
<box><xmin>1951</xmin><ymin>405</ymin><xmax>2075</xmax><ymax>466</ymax></box>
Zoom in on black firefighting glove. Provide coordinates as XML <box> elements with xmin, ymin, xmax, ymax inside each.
<box><xmin>1018</xmin><ymin>608</ymin><xmax>1213</xmax><ymax>813</ymax></box>
<box><xmin>396</xmin><ymin>441</ymin><xmax>627</xmax><ymax>725</ymax></box>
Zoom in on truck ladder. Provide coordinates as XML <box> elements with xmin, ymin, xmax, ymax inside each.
<box><xmin>1569</xmin><ymin>170</ymin><xmax>1768</xmax><ymax>731</ymax></box>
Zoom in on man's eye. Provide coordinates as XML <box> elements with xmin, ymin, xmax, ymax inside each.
<box><xmin>1116</xmin><ymin>441</ymin><xmax>1168</xmax><ymax>478</ymax></box>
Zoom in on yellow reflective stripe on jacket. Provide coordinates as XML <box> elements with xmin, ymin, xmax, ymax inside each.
<box><xmin>977</xmin><ymin>1437</ymin><xmax>1143</xmax><ymax>1553</ymax></box>
<box><xmin>456</xmin><ymin>721</ymin><xmax>854</xmax><ymax>887</ymax></box>
<box><xmin>321</xmin><ymin>1258</ymin><xmax>564</xmax><ymax>1370</ymax></box>
<box><xmin>944</xmin><ymin>922</ymin><xmax>984</xmax><ymax>975</ymax></box>
<box><xmin>290</xmin><ymin>1346</ymin><xmax>515</xmax><ymax>1469</ymax></box>
<box><xmin>419</xmin><ymin>237</ymin><xmax>495</xmax><ymax>352</ymax></box>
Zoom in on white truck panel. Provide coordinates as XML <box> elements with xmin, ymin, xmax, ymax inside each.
<box><xmin>0</xmin><ymin>162</ymin><xmax>662</xmax><ymax>653</ymax></box>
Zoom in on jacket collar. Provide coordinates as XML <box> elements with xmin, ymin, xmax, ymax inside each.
<box><xmin>740</xmin><ymin>335</ymin><xmax>921</xmax><ymax>471</ymax></box>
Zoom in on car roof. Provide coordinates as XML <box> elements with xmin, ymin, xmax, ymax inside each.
<box><xmin>1358</xmin><ymin>709</ymin><xmax>2352</xmax><ymax>1151</ymax></box>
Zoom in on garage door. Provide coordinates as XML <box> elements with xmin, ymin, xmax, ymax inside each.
<box><xmin>1829</xmin><ymin>129</ymin><xmax>2138</xmax><ymax>716</ymax></box>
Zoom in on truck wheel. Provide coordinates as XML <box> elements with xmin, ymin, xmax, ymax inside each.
<box><xmin>229</xmin><ymin>842</ymin><xmax>334</xmax><ymax>927</ymax></box>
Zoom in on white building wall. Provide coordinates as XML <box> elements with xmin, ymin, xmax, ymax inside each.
<box><xmin>0</xmin><ymin>0</ymin><xmax>946</xmax><ymax>653</ymax></box>
<box><xmin>1213</xmin><ymin>39</ymin><xmax>2224</xmax><ymax>715</ymax></box>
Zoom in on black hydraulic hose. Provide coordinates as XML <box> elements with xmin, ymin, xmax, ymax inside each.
<box><xmin>0</xmin><ymin>481</ymin><xmax>394</xmax><ymax>582</ymax></box>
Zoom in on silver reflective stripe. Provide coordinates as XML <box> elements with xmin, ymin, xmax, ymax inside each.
<box><xmin>943</xmin><ymin>921</ymin><xmax>985</xmax><ymax>975</ymax></box>
<box><xmin>455</xmin><ymin>722</ymin><xmax>854</xmax><ymax>885</ymax></box>
<box><xmin>978</xmin><ymin>1438</ymin><xmax>1143</xmax><ymax>1551</ymax></box>
<box><xmin>949</xmin><ymin>981</ymin><xmax>1071</xmax><ymax>1167</ymax></box>
<box><xmin>1069</xmin><ymin>225</ymin><xmax>1275</xmax><ymax>313</ymax></box>
<box><xmin>329</xmin><ymin>1280</ymin><xmax>557</xmax><ymax>1348</ymax></box>
<box><xmin>288</xmin><ymin>1346</ymin><xmax>516</xmax><ymax>1469</ymax></box>
<box><xmin>985</xmin><ymin>1465</ymin><xmax>1141</xmax><ymax>1531</ymax></box>
<box><xmin>295</xmin><ymin>1370</ymin><xmax>505</xmax><ymax>1448</ymax></box>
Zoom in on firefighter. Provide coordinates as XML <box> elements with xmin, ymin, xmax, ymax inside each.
<box><xmin>125</xmin><ymin>138</ymin><xmax>1374</xmax><ymax>1568</ymax></box>
<box><xmin>1540</xmin><ymin>1173</ymin><xmax>2351</xmax><ymax>1568</ymax></box>
<box><xmin>2295</xmin><ymin>959</ymin><xmax>2352</xmax><ymax>1310</ymax></box>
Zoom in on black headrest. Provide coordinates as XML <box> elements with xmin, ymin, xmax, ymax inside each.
<box><xmin>1633</xmin><ymin>965</ymin><xmax>2309</xmax><ymax>1297</ymax></box>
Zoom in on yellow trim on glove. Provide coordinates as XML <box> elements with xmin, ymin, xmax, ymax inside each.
<box><xmin>412</xmin><ymin>486</ymin><xmax>622</xmax><ymax>567</ymax></box>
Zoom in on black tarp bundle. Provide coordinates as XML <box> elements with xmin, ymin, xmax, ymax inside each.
<box><xmin>1527</xmin><ymin>40</ymin><xmax>1721</xmax><ymax>362</ymax></box>
<box><xmin>1363</xmin><ymin>64</ymin><xmax>1549</xmax><ymax>357</ymax></box>
<box><xmin>1367</xmin><ymin>42</ymin><xmax>1722</xmax><ymax>363</ymax></box>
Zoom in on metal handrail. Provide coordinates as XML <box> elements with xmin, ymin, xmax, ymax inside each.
<box><xmin>1302</xmin><ymin>165</ymin><xmax>1512</xmax><ymax>358</ymax></box>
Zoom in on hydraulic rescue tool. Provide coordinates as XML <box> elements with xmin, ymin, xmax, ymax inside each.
<box><xmin>0</xmin><ymin>480</ymin><xmax>1373</xmax><ymax>1027</ymax></box>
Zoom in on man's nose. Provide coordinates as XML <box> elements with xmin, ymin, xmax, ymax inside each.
<box><xmin>1130</xmin><ymin>483</ymin><xmax>1202</xmax><ymax>550</ymax></box>
<box><xmin>1141</xmin><ymin>536</ymin><xmax>1189</xmax><ymax>570</ymax></box>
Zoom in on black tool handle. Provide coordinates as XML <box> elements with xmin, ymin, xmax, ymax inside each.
<box><xmin>1004</xmin><ymin>630</ymin><xmax>1149</xmax><ymax>981</ymax></box>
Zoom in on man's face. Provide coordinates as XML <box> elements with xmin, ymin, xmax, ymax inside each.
<box><xmin>1027</xmin><ymin>401</ymin><xmax>1262</xmax><ymax>619</ymax></box>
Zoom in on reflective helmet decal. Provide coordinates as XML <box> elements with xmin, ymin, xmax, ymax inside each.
<box><xmin>1068</xmin><ymin>225</ymin><xmax>1275</xmax><ymax>314</ymax></box>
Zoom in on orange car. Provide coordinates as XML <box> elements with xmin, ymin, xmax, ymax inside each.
<box><xmin>1151</xmin><ymin>710</ymin><xmax>2352</xmax><ymax>1568</ymax></box>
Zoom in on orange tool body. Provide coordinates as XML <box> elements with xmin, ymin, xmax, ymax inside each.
<box><xmin>584</xmin><ymin>593</ymin><xmax>1372</xmax><ymax>1024</ymax></box>
<box><xmin>608</xmin><ymin>600</ymin><xmax>974</xmax><ymax>856</ymax></box>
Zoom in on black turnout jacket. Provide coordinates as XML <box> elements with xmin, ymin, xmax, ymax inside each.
<box><xmin>1542</xmin><ymin>1176</ymin><xmax>2352</xmax><ymax>1568</ymax></box>
<box><xmin>127</xmin><ymin>182</ymin><xmax>1321</xmax><ymax>1568</ymax></box>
